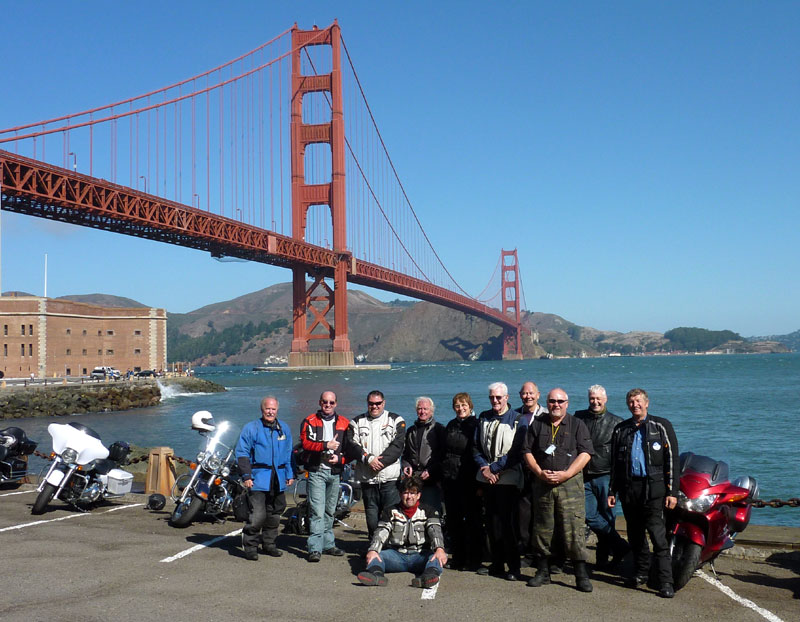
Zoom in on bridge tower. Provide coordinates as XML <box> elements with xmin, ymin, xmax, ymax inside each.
<box><xmin>501</xmin><ymin>249</ymin><xmax>523</xmax><ymax>360</ymax></box>
<box><xmin>288</xmin><ymin>22</ymin><xmax>354</xmax><ymax>367</ymax></box>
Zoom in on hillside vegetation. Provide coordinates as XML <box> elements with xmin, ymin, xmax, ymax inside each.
<box><xmin>663</xmin><ymin>327</ymin><xmax>742</xmax><ymax>351</ymax></box>
<box><xmin>54</xmin><ymin>286</ymin><xmax>791</xmax><ymax>364</ymax></box>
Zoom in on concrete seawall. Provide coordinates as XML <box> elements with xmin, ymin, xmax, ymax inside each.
<box><xmin>0</xmin><ymin>377</ymin><xmax>225</xmax><ymax>418</ymax></box>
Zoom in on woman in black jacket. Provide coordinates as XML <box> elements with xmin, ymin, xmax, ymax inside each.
<box><xmin>441</xmin><ymin>392</ymin><xmax>484</xmax><ymax>571</ymax></box>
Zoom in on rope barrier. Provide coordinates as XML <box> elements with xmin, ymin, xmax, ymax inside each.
<box><xmin>751</xmin><ymin>498</ymin><xmax>800</xmax><ymax>508</ymax></box>
<box><xmin>166</xmin><ymin>454</ymin><xmax>192</xmax><ymax>466</ymax></box>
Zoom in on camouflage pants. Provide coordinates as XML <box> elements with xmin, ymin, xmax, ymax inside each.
<box><xmin>531</xmin><ymin>474</ymin><xmax>587</xmax><ymax>561</ymax></box>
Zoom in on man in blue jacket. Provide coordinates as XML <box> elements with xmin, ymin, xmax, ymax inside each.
<box><xmin>236</xmin><ymin>396</ymin><xmax>296</xmax><ymax>561</ymax></box>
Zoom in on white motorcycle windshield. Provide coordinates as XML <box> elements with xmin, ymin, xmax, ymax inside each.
<box><xmin>47</xmin><ymin>423</ymin><xmax>109</xmax><ymax>464</ymax></box>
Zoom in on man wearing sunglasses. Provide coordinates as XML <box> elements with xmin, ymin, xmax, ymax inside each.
<box><xmin>523</xmin><ymin>388</ymin><xmax>595</xmax><ymax>592</ymax></box>
<box><xmin>351</xmin><ymin>390</ymin><xmax>407</xmax><ymax>538</ymax></box>
<box><xmin>473</xmin><ymin>382</ymin><xmax>525</xmax><ymax>581</ymax></box>
<box><xmin>299</xmin><ymin>390</ymin><xmax>354</xmax><ymax>562</ymax></box>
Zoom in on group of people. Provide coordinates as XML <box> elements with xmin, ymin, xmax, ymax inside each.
<box><xmin>233</xmin><ymin>382</ymin><xmax>680</xmax><ymax>597</ymax></box>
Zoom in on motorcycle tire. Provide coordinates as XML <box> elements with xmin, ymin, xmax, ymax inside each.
<box><xmin>672</xmin><ymin>536</ymin><xmax>702</xmax><ymax>590</ymax></box>
<box><xmin>31</xmin><ymin>482</ymin><xmax>58</xmax><ymax>515</ymax></box>
<box><xmin>169</xmin><ymin>495</ymin><xmax>205</xmax><ymax>528</ymax></box>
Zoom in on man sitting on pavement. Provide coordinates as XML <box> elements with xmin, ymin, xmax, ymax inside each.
<box><xmin>357</xmin><ymin>476</ymin><xmax>447</xmax><ymax>588</ymax></box>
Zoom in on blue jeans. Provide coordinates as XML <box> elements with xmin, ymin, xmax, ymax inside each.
<box><xmin>362</xmin><ymin>481</ymin><xmax>400</xmax><ymax>537</ymax></box>
<box><xmin>367</xmin><ymin>549</ymin><xmax>443</xmax><ymax>576</ymax></box>
<box><xmin>307</xmin><ymin>469</ymin><xmax>340</xmax><ymax>553</ymax></box>
<box><xmin>584</xmin><ymin>473</ymin><xmax>616</xmax><ymax>536</ymax></box>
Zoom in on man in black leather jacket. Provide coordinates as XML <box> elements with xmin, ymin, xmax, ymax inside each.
<box><xmin>402</xmin><ymin>396</ymin><xmax>446</xmax><ymax>513</ymax></box>
<box><xmin>608</xmin><ymin>388</ymin><xmax>680</xmax><ymax>599</ymax></box>
<box><xmin>575</xmin><ymin>385</ymin><xmax>629</xmax><ymax>569</ymax></box>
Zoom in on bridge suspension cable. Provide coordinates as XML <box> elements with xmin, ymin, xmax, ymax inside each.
<box><xmin>0</xmin><ymin>22</ymin><xmax>520</xmax><ymax>337</ymax></box>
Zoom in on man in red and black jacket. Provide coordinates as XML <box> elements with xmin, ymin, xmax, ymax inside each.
<box><xmin>300</xmin><ymin>390</ymin><xmax>354</xmax><ymax>563</ymax></box>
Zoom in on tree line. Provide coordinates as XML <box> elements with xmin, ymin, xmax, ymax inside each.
<box><xmin>663</xmin><ymin>327</ymin><xmax>741</xmax><ymax>352</ymax></box>
<box><xmin>167</xmin><ymin>319</ymin><xmax>288</xmax><ymax>363</ymax></box>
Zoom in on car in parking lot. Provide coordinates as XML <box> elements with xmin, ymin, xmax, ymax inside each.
<box><xmin>135</xmin><ymin>369</ymin><xmax>156</xmax><ymax>377</ymax></box>
<box><xmin>90</xmin><ymin>366</ymin><xmax>121</xmax><ymax>380</ymax></box>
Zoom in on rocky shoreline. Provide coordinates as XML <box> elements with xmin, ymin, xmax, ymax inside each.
<box><xmin>0</xmin><ymin>377</ymin><xmax>226</xmax><ymax>419</ymax></box>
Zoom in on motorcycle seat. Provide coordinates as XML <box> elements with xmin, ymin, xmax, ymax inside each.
<box><xmin>93</xmin><ymin>459</ymin><xmax>117</xmax><ymax>475</ymax></box>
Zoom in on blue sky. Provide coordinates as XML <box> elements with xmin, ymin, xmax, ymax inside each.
<box><xmin>1</xmin><ymin>1</ymin><xmax>797</xmax><ymax>337</ymax></box>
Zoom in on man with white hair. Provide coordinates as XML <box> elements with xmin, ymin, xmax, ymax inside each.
<box><xmin>575</xmin><ymin>385</ymin><xmax>629</xmax><ymax>570</ymax></box>
<box><xmin>402</xmin><ymin>396</ymin><xmax>446</xmax><ymax>512</ymax></box>
<box><xmin>473</xmin><ymin>382</ymin><xmax>524</xmax><ymax>581</ymax></box>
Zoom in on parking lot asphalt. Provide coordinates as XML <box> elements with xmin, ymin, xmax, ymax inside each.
<box><xmin>0</xmin><ymin>485</ymin><xmax>797</xmax><ymax>622</ymax></box>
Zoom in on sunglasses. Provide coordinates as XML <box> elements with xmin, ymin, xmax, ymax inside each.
<box><xmin>368</xmin><ymin>401</ymin><xmax>384</xmax><ymax>407</ymax></box>
<box><xmin>547</xmin><ymin>399</ymin><xmax>567</xmax><ymax>404</ymax></box>
<box><xmin>320</xmin><ymin>400</ymin><xmax>336</xmax><ymax>405</ymax></box>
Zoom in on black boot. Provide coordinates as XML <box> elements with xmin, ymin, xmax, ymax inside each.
<box><xmin>595</xmin><ymin>535</ymin><xmax>610</xmax><ymax>568</ymax></box>
<box><xmin>608</xmin><ymin>534</ymin><xmax>631</xmax><ymax>570</ymax></box>
<box><xmin>574</xmin><ymin>561</ymin><xmax>593</xmax><ymax>593</ymax></box>
<box><xmin>526</xmin><ymin>558</ymin><xmax>551</xmax><ymax>587</ymax></box>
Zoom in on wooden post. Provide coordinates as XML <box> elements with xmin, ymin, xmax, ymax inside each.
<box><xmin>145</xmin><ymin>447</ymin><xmax>176</xmax><ymax>496</ymax></box>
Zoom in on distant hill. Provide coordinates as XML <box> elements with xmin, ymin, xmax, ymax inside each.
<box><xmin>42</xmin><ymin>284</ymin><xmax>791</xmax><ymax>364</ymax></box>
<box><xmin>748</xmin><ymin>329</ymin><xmax>800</xmax><ymax>351</ymax></box>
<box><xmin>164</xmin><ymin>283</ymin><xmax>536</xmax><ymax>365</ymax></box>
<box><xmin>57</xmin><ymin>294</ymin><xmax>149</xmax><ymax>308</ymax></box>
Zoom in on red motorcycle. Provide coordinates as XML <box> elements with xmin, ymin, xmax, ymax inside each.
<box><xmin>670</xmin><ymin>452</ymin><xmax>759</xmax><ymax>590</ymax></box>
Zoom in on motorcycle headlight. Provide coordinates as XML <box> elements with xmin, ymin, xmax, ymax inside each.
<box><xmin>683</xmin><ymin>493</ymin><xmax>718</xmax><ymax>514</ymax></box>
<box><xmin>62</xmin><ymin>448</ymin><xmax>79</xmax><ymax>465</ymax></box>
<box><xmin>206</xmin><ymin>455</ymin><xmax>222</xmax><ymax>471</ymax></box>
<box><xmin>196</xmin><ymin>451</ymin><xmax>207</xmax><ymax>463</ymax></box>
<box><xmin>220</xmin><ymin>466</ymin><xmax>231</xmax><ymax>478</ymax></box>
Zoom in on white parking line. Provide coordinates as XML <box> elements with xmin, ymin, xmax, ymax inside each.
<box><xmin>0</xmin><ymin>503</ymin><xmax>142</xmax><ymax>533</ymax></box>
<box><xmin>697</xmin><ymin>569</ymin><xmax>784</xmax><ymax>622</ymax></box>
<box><xmin>0</xmin><ymin>490</ymin><xmax>35</xmax><ymax>497</ymax></box>
<box><xmin>421</xmin><ymin>582</ymin><xmax>439</xmax><ymax>600</ymax></box>
<box><xmin>160</xmin><ymin>528</ymin><xmax>243</xmax><ymax>563</ymax></box>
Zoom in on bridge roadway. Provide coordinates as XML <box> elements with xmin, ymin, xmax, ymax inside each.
<box><xmin>0</xmin><ymin>485</ymin><xmax>796</xmax><ymax>622</ymax></box>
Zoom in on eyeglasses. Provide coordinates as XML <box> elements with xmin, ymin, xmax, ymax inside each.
<box><xmin>320</xmin><ymin>400</ymin><xmax>336</xmax><ymax>405</ymax></box>
<box><xmin>489</xmin><ymin>395</ymin><xmax>505</xmax><ymax>401</ymax></box>
<box><xmin>368</xmin><ymin>400</ymin><xmax>384</xmax><ymax>407</ymax></box>
<box><xmin>547</xmin><ymin>399</ymin><xmax>567</xmax><ymax>404</ymax></box>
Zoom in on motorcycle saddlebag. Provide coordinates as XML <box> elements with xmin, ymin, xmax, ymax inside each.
<box><xmin>106</xmin><ymin>468</ymin><xmax>134</xmax><ymax>495</ymax></box>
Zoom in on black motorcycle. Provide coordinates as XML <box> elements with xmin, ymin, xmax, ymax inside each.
<box><xmin>169</xmin><ymin>412</ymin><xmax>243</xmax><ymax>527</ymax></box>
<box><xmin>0</xmin><ymin>427</ymin><xmax>37</xmax><ymax>486</ymax></box>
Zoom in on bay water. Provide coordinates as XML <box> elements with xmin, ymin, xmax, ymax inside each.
<box><xmin>13</xmin><ymin>353</ymin><xmax>800</xmax><ymax>527</ymax></box>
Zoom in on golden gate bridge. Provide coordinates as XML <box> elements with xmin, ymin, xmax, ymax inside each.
<box><xmin>0</xmin><ymin>21</ymin><xmax>527</xmax><ymax>366</ymax></box>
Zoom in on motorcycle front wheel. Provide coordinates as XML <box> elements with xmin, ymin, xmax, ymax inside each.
<box><xmin>31</xmin><ymin>482</ymin><xmax>57</xmax><ymax>515</ymax></box>
<box><xmin>169</xmin><ymin>495</ymin><xmax>204</xmax><ymax>528</ymax></box>
<box><xmin>671</xmin><ymin>536</ymin><xmax>702</xmax><ymax>590</ymax></box>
